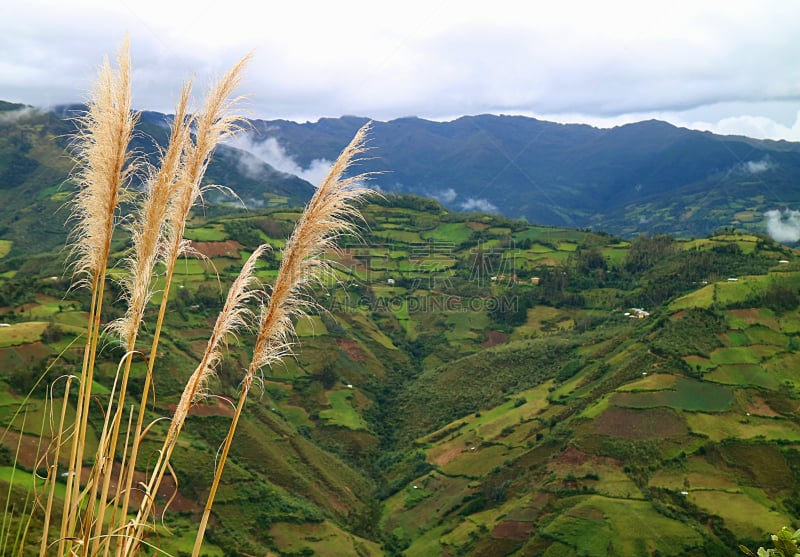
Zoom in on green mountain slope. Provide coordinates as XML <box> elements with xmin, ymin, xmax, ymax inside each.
<box><xmin>6</xmin><ymin>99</ymin><xmax>800</xmax><ymax>243</ymax></box>
<box><xmin>250</xmin><ymin>115</ymin><xmax>800</xmax><ymax>238</ymax></box>
<box><xmin>1</xmin><ymin>191</ymin><xmax>800</xmax><ymax>555</ymax></box>
<box><xmin>0</xmin><ymin>102</ymin><xmax>314</xmax><ymax>259</ymax></box>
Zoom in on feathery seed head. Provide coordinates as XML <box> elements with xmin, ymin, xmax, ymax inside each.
<box><xmin>166</xmin><ymin>54</ymin><xmax>251</xmax><ymax>260</ymax></box>
<box><xmin>172</xmin><ymin>245</ymin><xmax>266</xmax><ymax>428</ymax></box>
<box><xmin>249</xmin><ymin>123</ymin><xmax>375</xmax><ymax>377</ymax></box>
<box><xmin>68</xmin><ymin>39</ymin><xmax>138</xmax><ymax>288</ymax></box>
<box><xmin>109</xmin><ymin>81</ymin><xmax>194</xmax><ymax>346</ymax></box>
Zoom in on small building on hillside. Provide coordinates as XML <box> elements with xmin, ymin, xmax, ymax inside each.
<box><xmin>628</xmin><ymin>308</ymin><xmax>650</xmax><ymax>319</ymax></box>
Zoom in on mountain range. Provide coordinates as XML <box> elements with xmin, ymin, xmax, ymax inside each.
<box><xmin>3</xmin><ymin>97</ymin><xmax>800</xmax><ymax>556</ymax></box>
<box><xmin>246</xmin><ymin>113</ymin><xmax>800</xmax><ymax>238</ymax></box>
<box><xmin>4</xmin><ymin>99</ymin><xmax>800</xmax><ymax>252</ymax></box>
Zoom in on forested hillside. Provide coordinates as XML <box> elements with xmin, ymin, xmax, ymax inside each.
<box><xmin>2</xmin><ymin>193</ymin><xmax>799</xmax><ymax>555</ymax></box>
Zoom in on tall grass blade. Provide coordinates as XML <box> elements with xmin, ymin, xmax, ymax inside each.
<box><xmin>123</xmin><ymin>245</ymin><xmax>266</xmax><ymax>555</ymax></box>
<box><xmin>61</xmin><ymin>38</ymin><xmax>137</xmax><ymax>555</ymax></box>
<box><xmin>191</xmin><ymin>122</ymin><xmax>374</xmax><ymax>556</ymax></box>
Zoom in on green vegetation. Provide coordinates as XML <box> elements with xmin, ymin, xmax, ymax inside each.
<box><xmin>3</xmin><ymin>184</ymin><xmax>799</xmax><ymax>556</ymax></box>
<box><xmin>3</xmin><ymin>70</ymin><xmax>800</xmax><ymax>556</ymax></box>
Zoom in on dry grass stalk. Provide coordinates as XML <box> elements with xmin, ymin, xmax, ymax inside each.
<box><xmin>110</xmin><ymin>81</ymin><xmax>194</xmax><ymax>538</ymax></box>
<box><xmin>191</xmin><ymin>122</ymin><xmax>374</xmax><ymax>556</ymax></box>
<box><xmin>21</xmin><ymin>40</ymin><xmax>375</xmax><ymax>557</ymax></box>
<box><xmin>86</xmin><ymin>81</ymin><xmax>195</xmax><ymax>554</ymax></box>
<box><xmin>60</xmin><ymin>39</ymin><xmax>137</xmax><ymax>556</ymax></box>
<box><xmin>166</xmin><ymin>53</ymin><xmax>252</xmax><ymax>258</ymax></box>
<box><xmin>47</xmin><ymin>45</ymin><xmax>252</xmax><ymax>557</ymax></box>
<box><xmin>123</xmin><ymin>245</ymin><xmax>266</xmax><ymax>555</ymax></box>
<box><xmin>113</xmin><ymin>59</ymin><xmax>252</xmax><ymax>551</ymax></box>
<box><xmin>91</xmin><ymin>58</ymin><xmax>250</xmax><ymax>556</ymax></box>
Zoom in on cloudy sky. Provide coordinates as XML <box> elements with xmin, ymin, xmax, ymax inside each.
<box><xmin>3</xmin><ymin>0</ymin><xmax>800</xmax><ymax>140</ymax></box>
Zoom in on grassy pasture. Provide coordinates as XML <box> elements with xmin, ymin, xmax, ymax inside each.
<box><xmin>183</xmin><ymin>223</ymin><xmax>228</xmax><ymax>241</ymax></box>
<box><xmin>709</xmin><ymin>346</ymin><xmax>760</xmax><ymax>365</ymax></box>
<box><xmin>422</xmin><ymin>222</ymin><xmax>473</xmax><ymax>244</ymax></box>
<box><xmin>403</xmin><ymin>524</ymin><xmax>453</xmax><ymax>557</ymax></box>
<box><xmin>716</xmin><ymin>279</ymin><xmax>762</xmax><ymax>305</ymax></box>
<box><xmin>688</xmin><ymin>490</ymin><xmax>790</xmax><ymax>538</ymax></box>
<box><xmin>319</xmin><ymin>390</ymin><xmax>370</xmax><ymax>431</ymax></box>
<box><xmin>173</xmin><ymin>257</ymin><xmax>214</xmax><ymax>276</ymax></box>
<box><xmin>268</xmin><ymin>211</ymin><xmax>302</xmax><ymax>222</ymax></box>
<box><xmin>378</xmin><ymin>229</ymin><xmax>423</xmax><ymax>243</ymax></box>
<box><xmin>611</xmin><ymin>377</ymin><xmax>733</xmax><ymax>412</ymax></box>
<box><xmin>0</xmin><ymin>322</ymin><xmax>48</xmax><ymax>347</ymax></box>
<box><xmin>706</xmin><ymin>364</ymin><xmax>781</xmax><ymax>389</ymax></box>
<box><xmin>278</xmin><ymin>404</ymin><xmax>312</xmax><ymax>429</ymax></box>
<box><xmin>2</xmin><ymin>399</ymin><xmax>100</xmax><ymax>455</ymax></box>
<box><xmin>686</xmin><ymin>412</ymin><xmax>800</xmax><ymax>442</ymax></box>
<box><xmin>510</xmin><ymin>306</ymin><xmax>572</xmax><ymax>340</ymax></box>
<box><xmin>269</xmin><ymin>520</ymin><xmax>383</xmax><ymax>557</ymax></box>
<box><xmin>347</xmin><ymin>313</ymin><xmax>397</xmax><ymax>350</ymax></box>
<box><xmin>720</xmin><ymin>330</ymin><xmax>750</xmax><ymax>346</ymax></box>
<box><xmin>745</xmin><ymin>325</ymin><xmax>789</xmax><ymax>347</ymax></box>
<box><xmin>440</xmin><ymin>444</ymin><xmax>524</xmax><ymax>477</ymax></box>
<box><xmin>421</xmin><ymin>383</ymin><xmax>552</xmax><ymax>450</ymax></box>
<box><xmin>762</xmin><ymin>351</ymin><xmax>800</xmax><ymax>388</ymax></box>
<box><xmin>525</xmin><ymin>243</ymin><xmax>557</xmax><ymax>254</ymax></box>
<box><xmin>142</xmin><ymin>516</ymin><xmax>225</xmax><ymax>556</ymax></box>
<box><xmin>443</xmin><ymin>310</ymin><xmax>490</xmax><ymax>342</ymax></box>
<box><xmin>295</xmin><ymin>315</ymin><xmax>328</xmax><ymax>337</ymax></box>
<box><xmin>777</xmin><ymin>311</ymin><xmax>800</xmax><ymax>333</ymax></box>
<box><xmin>600</xmin><ymin>246</ymin><xmax>628</xmax><ymax>264</ymax></box>
<box><xmin>513</xmin><ymin>227</ymin><xmax>587</xmax><ymax>243</ymax></box>
<box><xmin>0</xmin><ymin>240</ymin><xmax>12</xmax><ymax>258</ymax></box>
<box><xmin>383</xmin><ymin>472</ymin><xmax>474</xmax><ymax>538</ymax></box>
<box><xmin>648</xmin><ymin>457</ymin><xmax>740</xmax><ymax>491</ymax></box>
<box><xmin>670</xmin><ymin>284</ymin><xmax>715</xmax><ymax>310</ymax></box>
<box><xmin>616</xmin><ymin>373</ymin><xmax>677</xmax><ymax>392</ymax></box>
<box><xmin>542</xmin><ymin>496</ymin><xmax>703</xmax><ymax>557</ymax></box>
<box><xmin>546</xmin><ymin>454</ymin><xmax>642</xmax><ymax>499</ymax></box>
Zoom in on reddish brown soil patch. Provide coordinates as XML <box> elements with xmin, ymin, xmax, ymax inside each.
<box><xmin>491</xmin><ymin>520</ymin><xmax>535</xmax><ymax>540</ymax></box>
<box><xmin>466</xmin><ymin>221</ymin><xmax>490</xmax><ymax>231</ymax></box>
<box><xmin>189</xmin><ymin>240</ymin><xmax>244</xmax><ymax>258</ymax></box>
<box><xmin>554</xmin><ymin>445</ymin><xmax>591</xmax><ymax>466</ymax></box>
<box><xmin>333</xmin><ymin>250</ymin><xmax>368</xmax><ymax>273</ymax></box>
<box><xmin>481</xmin><ymin>331</ymin><xmax>509</xmax><ymax>348</ymax></box>
<box><xmin>727</xmin><ymin>308</ymin><xmax>780</xmax><ymax>329</ymax></box>
<box><xmin>336</xmin><ymin>338</ymin><xmax>366</xmax><ymax>361</ymax></box>
<box><xmin>14</xmin><ymin>341</ymin><xmax>52</xmax><ymax>361</ymax></box>
<box><xmin>745</xmin><ymin>395</ymin><xmax>780</xmax><ymax>417</ymax></box>
<box><xmin>728</xmin><ymin>308</ymin><xmax>761</xmax><ymax>320</ymax></box>
<box><xmin>550</xmin><ymin>446</ymin><xmax>625</xmax><ymax>479</ymax></box>
<box><xmin>428</xmin><ymin>444</ymin><xmax>467</xmax><ymax>466</ymax></box>
<box><xmin>594</xmin><ymin>407</ymin><xmax>688</xmax><ymax>440</ymax></box>
<box><xmin>1</xmin><ymin>430</ymin><xmax>200</xmax><ymax>513</ymax></box>
<box><xmin>1</xmin><ymin>429</ymin><xmax>49</xmax><ymax>472</ymax></box>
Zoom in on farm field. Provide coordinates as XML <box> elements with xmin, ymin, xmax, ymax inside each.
<box><xmin>0</xmin><ymin>199</ymin><xmax>798</xmax><ymax>556</ymax></box>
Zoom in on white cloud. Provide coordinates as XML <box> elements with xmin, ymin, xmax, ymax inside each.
<box><xmin>686</xmin><ymin>111</ymin><xmax>800</xmax><ymax>141</ymax></box>
<box><xmin>765</xmin><ymin>209</ymin><xmax>800</xmax><ymax>243</ymax></box>
<box><xmin>6</xmin><ymin>1</ymin><xmax>800</xmax><ymax>140</ymax></box>
<box><xmin>0</xmin><ymin>106</ymin><xmax>40</xmax><ymax>123</ymax></box>
<box><xmin>459</xmin><ymin>198</ymin><xmax>498</xmax><ymax>213</ymax></box>
<box><xmin>227</xmin><ymin>134</ymin><xmax>332</xmax><ymax>187</ymax></box>
<box><xmin>743</xmin><ymin>159</ymin><xmax>773</xmax><ymax>174</ymax></box>
<box><xmin>430</xmin><ymin>188</ymin><xmax>457</xmax><ymax>204</ymax></box>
